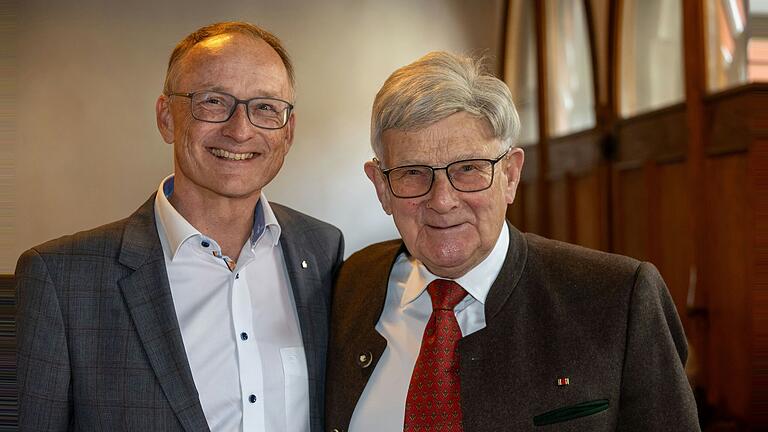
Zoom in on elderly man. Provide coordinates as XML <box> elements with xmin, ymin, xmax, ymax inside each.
<box><xmin>15</xmin><ymin>22</ymin><xmax>343</xmax><ymax>431</ymax></box>
<box><xmin>325</xmin><ymin>52</ymin><xmax>699</xmax><ymax>431</ymax></box>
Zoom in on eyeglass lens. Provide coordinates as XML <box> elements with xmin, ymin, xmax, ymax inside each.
<box><xmin>388</xmin><ymin>159</ymin><xmax>495</xmax><ymax>198</ymax></box>
<box><xmin>190</xmin><ymin>91</ymin><xmax>290</xmax><ymax>129</ymax></box>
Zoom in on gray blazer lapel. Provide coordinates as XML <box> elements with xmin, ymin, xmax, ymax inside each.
<box><xmin>117</xmin><ymin>195</ymin><xmax>210</xmax><ymax>432</ymax></box>
<box><xmin>272</xmin><ymin>205</ymin><xmax>333</xmax><ymax>431</ymax></box>
<box><xmin>276</xmin><ymin>219</ymin><xmax>326</xmax><ymax>358</ymax></box>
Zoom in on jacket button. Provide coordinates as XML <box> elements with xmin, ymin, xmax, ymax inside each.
<box><xmin>356</xmin><ymin>351</ymin><xmax>373</xmax><ymax>368</ymax></box>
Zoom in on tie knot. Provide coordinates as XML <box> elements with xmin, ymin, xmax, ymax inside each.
<box><xmin>427</xmin><ymin>279</ymin><xmax>467</xmax><ymax>311</ymax></box>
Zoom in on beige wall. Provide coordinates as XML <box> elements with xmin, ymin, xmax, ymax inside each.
<box><xmin>7</xmin><ymin>0</ymin><xmax>504</xmax><ymax>272</ymax></box>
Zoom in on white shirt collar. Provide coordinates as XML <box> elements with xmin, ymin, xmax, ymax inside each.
<box><xmin>399</xmin><ymin>222</ymin><xmax>510</xmax><ymax>307</ymax></box>
<box><xmin>154</xmin><ymin>174</ymin><xmax>281</xmax><ymax>260</ymax></box>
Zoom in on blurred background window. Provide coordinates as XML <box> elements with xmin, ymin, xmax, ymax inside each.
<box><xmin>706</xmin><ymin>0</ymin><xmax>768</xmax><ymax>92</ymax></box>
<box><xmin>620</xmin><ymin>0</ymin><xmax>685</xmax><ymax>117</ymax></box>
<box><xmin>545</xmin><ymin>0</ymin><xmax>596</xmax><ymax>137</ymax></box>
<box><xmin>504</xmin><ymin>0</ymin><xmax>539</xmax><ymax>145</ymax></box>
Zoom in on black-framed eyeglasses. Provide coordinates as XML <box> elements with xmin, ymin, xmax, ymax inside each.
<box><xmin>376</xmin><ymin>147</ymin><xmax>511</xmax><ymax>198</ymax></box>
<box><xmin>167</xmin><ymin>91</ymin><xmax>294</xmax><ymax>130</ymax></box>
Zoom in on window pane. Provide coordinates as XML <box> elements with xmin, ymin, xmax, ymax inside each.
<box><xmin>620</xmin><ymin>0</ymin><xmax>685</xmax><ymax>117</ymax></box>
<box><xmin>504</xmin><ymin>0</ymin><xmax>539</xmax><ymax>145</ymax></box>
<box><xmin>706</xmin><ymin>0</ymin><xmax>768</xmax><ymax>92</ymax></box>
<box><xmin>545</xmin><ymin>0</ymin><xmax>596</xmax><ymax>137</ymax></box>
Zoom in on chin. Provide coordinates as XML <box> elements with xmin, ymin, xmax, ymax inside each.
<box><xmin>422</xmin><ymin>257</ymin><xmax>474</xmax><ymax>279</ymax></box>
<box><xmin>419</xmin><ymin>247</ymin><xmax>474</xmax><ymax>273</ymax></box>
<box><xmin>208</xmin><ymin>178</ymin><xmax>265</xmax><ymax>197</ymax></box>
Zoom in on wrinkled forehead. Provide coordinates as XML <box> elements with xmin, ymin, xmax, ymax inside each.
<box><xmin>380</xmin><ymin>113</ymin><xmax>501</xmax><ymax>167</ymax></box>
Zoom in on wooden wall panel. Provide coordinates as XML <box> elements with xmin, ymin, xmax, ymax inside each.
<box><xmin>704</xmin><ymin>154</ymin><xmax>749</xmax><ymax>420</ymax></box>
<box><xmin>615</xmin><ymin>105</ymin><xmax>688</xmax><ymax>163</ymax></box>
<box><xmin>654</xmin><ymin>162</ymin><xmax>694</xmax><ymax>327</ymax></box>
<box><xmin>612</xmin><ymin>167</ymin><xmax>649</xmax><ymax>261</ymax></box>
<box><xmin>704</xmin><ymin>84</ymin><xmax>768</xmax><ymax>155</ymax></box>
<box><xmin>572</xmin><ymin>172</ymin><xmax>602</xmax><ymax>250</ymax></box>
<box><xmin>523</xmin><ymin>181</ymin><xmax>540</xmax><ymax>234</ymax></box>
<box><xmin>749</xmin><ymin>139</ymin><xmax>768</xmax><ymax>425</ymax></box>
<box><xmin>549</xmin><ymin>178</ymin><xmax>568</xmax><ymax>242</ymax></box>
<box><xmin>507</xmin><ymin>182</ymin><xmax>526</xmax><ymax>230</ymax></box>
<box><xmin>548</xmin><ymin>130</ymin><xmax>601</xmax><ymax>178</ymax></box>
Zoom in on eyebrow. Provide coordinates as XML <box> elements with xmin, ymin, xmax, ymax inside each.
<box><xmin>198</xmin><ymin>85</ymin><xmax>285</xmax><ymax>99</ymax></box>
<box><xmin>392</xmin><ymin>152</ymin><xmax>496</xmax><ymax>167</ymax></box>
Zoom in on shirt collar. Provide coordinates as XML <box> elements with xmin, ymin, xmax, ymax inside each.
<box><xmin>254</xmin><ymin>191</ymin><xmax>282</xmax><ymax>247</ymax></box>
<box><xmin>154</xmin><ymin>174</ymin><xmax>282</xmax><ymax>260</ymax></box>
<box><xmin>400</xmin><ymin>222</ymin><xmax>510</xmax><ymax>307</ymax></box>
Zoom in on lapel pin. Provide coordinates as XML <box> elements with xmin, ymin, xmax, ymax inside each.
<box><xmin>301</xmin><ymin>260</ymin><xmax>308</xmax><ymax>269</ymax></box>
<box><xmin>557</xmin><ymin>377</ymin><xmax>570</xmax><ymax>386</ymax></box>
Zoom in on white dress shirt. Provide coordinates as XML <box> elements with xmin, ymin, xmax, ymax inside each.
<box><xmin>348</xmin><ymin>224</ymin><xmax>510</xmax><ymax>431</ymax></box>
<box><xmin>154</xmin><ymin>175</ymin><xmax>309</xmax><ymax>432</ymax></box>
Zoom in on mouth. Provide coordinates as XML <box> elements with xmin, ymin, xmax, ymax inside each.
<box><xmin>426</xmin><ymin>222</ymin><xmax>467</xmax><ymax>231</ymax></box>
<box><xmin>207</xmin><ymin>147</ymin><xmax>258</xmax><ymax>161</ymax></box>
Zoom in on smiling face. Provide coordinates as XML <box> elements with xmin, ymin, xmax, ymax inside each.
<box><xmin>365</xmin><ymin>112</ymin><xmax>524</xmax><ymax>278</ymax></box>
<box><xmin>156</xmin><ymin>33</ymin><xmax>295</xmax><ymax>204</ymax></box>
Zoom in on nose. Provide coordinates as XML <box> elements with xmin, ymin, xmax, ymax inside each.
<box><xmin>221</xmin><ymin>103</ymin><xmax>255</xmax><ymax>143</ymax></box>
<box><xmin>426</xmin><ymin>170</ymin><xmax>460</xmax><ymax>212</ymax></box>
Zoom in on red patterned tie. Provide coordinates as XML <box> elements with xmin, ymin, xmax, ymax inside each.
<box><xmin>404</xmin><ymin>279</ymin><xmax>467</xmax><ymax>431</ymax></box>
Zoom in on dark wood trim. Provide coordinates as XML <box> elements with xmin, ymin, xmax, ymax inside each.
<box><xmin>611</xmin><ymin>0</ymin><xmax>625</xmax><ymax>122</ymax></box>
<box><xmin>703</xmin><ymin>81</ymin><xmax>768</xmax><ymax>102</ymax></box>
<box><xmin>657</xmin><ymin>153</ymin><xmax>686</xmax><ymax>165</ymax></box>
<box><xmin>547</xmin><ymin>127</ymin><xmax>599</xmax><ymax>146</ymax></box>
<box><xmin>682</xmin><ymin>0</ymin><xmax>708</xmax><ymax>399</ymax></box>
<box><xmin>497</xmin><ymin>0</ymin><xmax>510</xmax><ymax>79</ymax></box>
<box><xmin>613</xmin><ymin>160</ymin><xmax>644</xmax><ymax>172</ymax></box>
<box><xmin>566</xmin><ymin>173</ymin><xmax>577</xmax><ymax>245</ymax></box>
<box><xmin>615</xmin><ymin>104</ymin><xmax>688</xmax><ymax>163</ymax></box>
<box><xmin>604</xmin><ymin>0</ymin><xmax>620</xmax><ymax>252</ymax></box>
<box><xmin>597</xmin><ymin>162</ymin><xmax>611</xmax><ymax>251</ymax></box>
<box><xmin>547</xmin><ymin>130</ymin><xmax>602</xmax><ymax>179</ymax></box>
<box><xmin>706</xmin><ymin>146</ymin><xmax>750</xmax><ymax>158</ymax></box>
<box><xmin>520</xmin><ymin>144</ymin><xmax>539</xmax><ymax>181</ymax></box>
<box><xmin>583</xmin><ymin>0</ymin><xmax>601</xmax><ymax>116</ymax></box>
<box><xmin>748</xmin><ymin>137</ymin><xmax>768</xmax><ymax>424</ymax></box>
<box><xmin>534</xmin><ymin>0</ymin><xmax>551</xmax><ymax>238</ymax></box>
<box><xmin>646</xmin><ymin>160</ymin><xmax>661</xmax><ymax>267</ymax></box>
<box><xmin>615</xmin><ymin>101</ymin><xmax>687</xmax><ymax>126</ymax></box>
<box><xmin>703</xmin><ymin>85</ymin><xmax>768</xmax><ymax>153</ymax></box>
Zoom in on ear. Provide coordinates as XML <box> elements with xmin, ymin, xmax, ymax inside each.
<box><xmin>156</xmin><ymin>95</ymin><xmax>175</xmax><ymax>144</ymax></box>
<box><xmin>502</xmin><ymin>147</ymin><xmax>525</xmax><ymax>204</ymax></box>
<box><xmin>364</xmin><ymin>160</ymin><xmax>392</xmax><ymax>215</ymax></box>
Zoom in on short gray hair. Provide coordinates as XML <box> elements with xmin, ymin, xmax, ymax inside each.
<box><xmin>371</xmin><ymin>51</ymin><xmax>520</xmax><ymax>158</ymax></box>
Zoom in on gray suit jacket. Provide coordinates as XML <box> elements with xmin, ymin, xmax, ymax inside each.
<box><xmin>326</xmin><ymin>225</ymin><xmax>700</xmax><ymax>431</ymax></box>
<box><xmin>16</xmin><ymin>194</ymin><xmax>344</xmax><ymax>431</ymax></box>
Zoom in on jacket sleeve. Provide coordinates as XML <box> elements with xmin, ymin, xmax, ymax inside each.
<box><xmin>616</xmin><ymin>262</ymin><xmax>700</xmax><ymax>431</ymax></box>
<box><xmin>16</xmin><ymin>248</ymin><xmax>72</xmax><ymax>431</ymax></box>
<box><xmin>331</xmin><ymin>229</ymin><xmax>345</xmax><ymax>284</ymax></box>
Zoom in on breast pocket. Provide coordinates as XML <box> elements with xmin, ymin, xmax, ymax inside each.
<box><xmin>281</xmin><ymin>346</ymin><xmax>310</xmax><ymax>432</ymax></box>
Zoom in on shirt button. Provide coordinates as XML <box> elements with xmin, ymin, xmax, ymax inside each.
<box><xmin>201</xmin><ymin>241</ymin><xmax>210</xmax><ymax>248</ymax></box>
<box><xmin>240</xmin><ymin>332</ymin><xmax>248</xmax><ymax>341</ymax></box>
<box><xmin>356</xmin><ymin>351</ymin><xmax>373</xmax><ymax>368</ymax></box>
<box><xmin>235</xmin><ymin>273</ymin><xmax>240</xmax><ymax>279</ymax></box>
<box><xmin>248</xmin><ymin>394</ymin><xmax>257</xmax><ymax>403</ymax></box>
